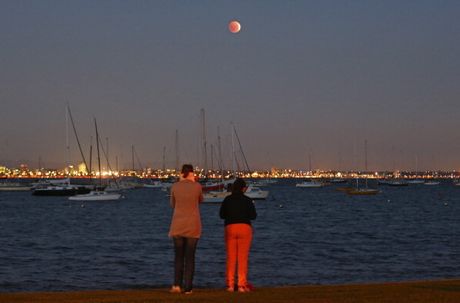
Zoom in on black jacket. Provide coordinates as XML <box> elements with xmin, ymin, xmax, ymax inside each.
<box><xmin>219</xmin><ymin>193</ymin><xmax>257</xmax><ymax>226</ymax></box>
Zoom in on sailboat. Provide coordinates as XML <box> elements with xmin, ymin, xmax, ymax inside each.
<box><xmin>33</xmin><ymin>106</ymin><xmax>92</xmax><ymax>196</ymax></box>
<box><xmin>424</xmin><ymin>180</ymin><xmax>440</xmax><ymax>186</ymax></box>
<box><xmin>296</xmin><ymin>179</ymin><xmax>324</xmax><ymax>188</ymax></box>
<box><xmin>202</xmin><ymin>123</ymin><xmax>267</xmax><ymax>202</ymax></box>
<box><xmin>296</xmin><ymin>151</ymin><xmax>325</xmax><ymax>188</ymax></box>
<box><xmin>346</xmin><ymin>178</ymin><xmax>379</xmax><ymax>195</ymax></box>
<box><xmin>407</xmin><ymin>155</ymin><xmax>424</xmax><ymax>184</ymax></box>
<box><xmin>347</xmin><ymin>139</ymin><xmax>379</xmax><ymax>196</ymax></box>
<box><xmin>0</xmin><ymin>180</ymin><xmax>31</xmax><ymax>191</ymax></box>
<box><xmin>32</xmin><ymin>178</ymin><xmax>91</xmax><ymax>196</ymax></box>
<box><xmin>199</xmin><ymin>112</ymin><xmax>236</xmax><ymax>192</ymax></box>
<box><xmin>69</xmin><ymin>119</ymin><xmax>121</xmax><ymax>201</ymax></box>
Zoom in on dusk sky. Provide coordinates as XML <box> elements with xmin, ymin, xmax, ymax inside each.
<box><xmin>1</xmin><ymin>1</ymin><xmax>460</xmax><ymax>171</ymax></box>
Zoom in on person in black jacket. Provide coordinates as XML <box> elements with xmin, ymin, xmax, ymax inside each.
<box><xmin>219</xmin><ymin>178</ymin><xmax>257</xmax><ymax>292</ymax></box>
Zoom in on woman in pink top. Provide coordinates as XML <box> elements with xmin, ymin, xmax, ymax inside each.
<box><xmin>168</xmin><ymin>164</ymin><xmax>203</xmax><ymax>294</ymax></box>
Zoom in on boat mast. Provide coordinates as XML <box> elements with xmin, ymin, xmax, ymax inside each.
<box><xmin>175</xmin><ymin>129</ymin><xmax>179</xmax><ymax>172</ymax></box>
<box><xmin>231</xmin><ymin>123</ymin><xmax>235</xmax><ymax>175</ymax></box>
<box><xmin>67</xmin><ymin>104</ymin><xmax>89</xmax><ymax>175</ymax></box>
<box><xmin>106</xmin><ymin>137</ymin><xmax>109</xmax><ymax>173</ymax></box>
<box><xmin>210</xmin><ymin>144</ymin><xmax>214</xmax><ymax>171</ymax></box>
<box><xmin>66</xmin><ymin>105</ymin><xmax>70</xmax><ymax>175</ymax></box>
<box><xmin>132</xmin><ymin>145</ymin><xmax>135</xmax><ymax>173</ymax></box>
<box><xmin>364</xmin><ymin>139</ymin><xmax>368</xmax><ymax>172</ymax></box>
<box><xmin>162</xmin><ymin>146</ymin><xmax>166</xmax><ymax>171</ymax></box>
<box><xmin>201</xmin><ymin>108</ymin><xmax>208</xmax><ymax>175</ymax></box>
<box><xmin>217</xmin><ymin>126</ymin><xmax>223</xmax><ymax>174</ymax></box>
<box><xmin>364</xmin><ymin>139</ymin><xmax>368</xmax><ymax>188</ymax></box>
<box><xmin>233</xmin><ymin>125</ymin><xmax>251</xmax><ymax>173</ymax></box>
<box><xmin>89</xmin><ymin>136</ymin><xmax>93</xmax><ymax>177</ymax></box>
<box><xmin>94</xmin><ymin>118</ymin><xmax>102</xmax><ymax>187</ymax></box>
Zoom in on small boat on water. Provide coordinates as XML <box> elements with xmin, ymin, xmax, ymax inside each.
<box><xmin>143</xmin><ymin>181</ymin><xmax>173</xmax><ymax>189</ymax></box>
<box><xmin>0</xmin><ymin>182</ymin><xmax>31</xmax><ymax>191</ymax></box>
<box><xmin>69</xmin><ymin>190</ymin><xmax>121</xmax><ymax>201</ymax></box>
<box><xmin>69</xmin><ymin>118</ymin><xmax>121</xmax><ymax>202</ymax></box>
<box><xmin>202</xmin><ymin>191</ymin><xmax>230</xmax><ymax>203</ymax></box>
<box><xmin>245</xmin><ymin>185</ymin><xmax>269</xmax><ymax>200</ymax></box>
<box><xmin>378</xmin><ymin>179</ymin><xmax>409</xmax><ymax>186</ymax></box>
<box><xmin>347</xmin><ymin>188</ymin><xmax>379</xmax><ymax>195</ymax></box>
<box><xmin>296</xmin><ymin>180</ymin><xmax>324</xmax><ymax>188</ymax></box>
<box><xmin>203</xmin><ymin>185</ymin><xmax>268</xmax><ymax>203</ymax></box>
<box><xmin>336</xmin><ymin>186</ymin><xmax>353</xmax><ymax>192</ymax></box>
<box><xmin>424</xmin><ymin>181</ymin><xmax>440</xmax><ymax>186</ymax></box>
<box><xmin>32</xmin><ymin>178</ymin><xmax>91</xmax><ymax>196</ymax></box>
<box><xmin>407</xmin><ymin>179</ymin><xmax>425</xmax><ymax>184</ymax></box>
<box><xmin>329</xmin><ymin>178</ymin><xmax>348</xmax><ymax>184</ymax></box>
<box><xmin>251</xmin><ymin>179</ymin><xmax>278</xmax><ymax>186</ymax></box>
<box><xmin>387</xmin><ymin>180</ymin><xmax>409</xmax><ymax>187</ymax></box>
<box><xmin>201</xmin><ymin>178</ymin><xmax>235</xmax><ymax>192</ymax></box>
<box><xmin>346</xmin><ymin>178</ymin><xmax>379</xmax><ymax>196</ymax></box>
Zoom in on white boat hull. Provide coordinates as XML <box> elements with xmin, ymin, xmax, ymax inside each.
<box><xmin>202</xmin><ymin>191</ymin><xmax>230</xmax><ymax>203</ymax></box>
<box><xmin>202</xmin><ymin>186</ymin><xmax>269</xmax><ymax>203</ymax></box>
<box><xmin>69</xmin><ymin>191</ymin><xmax>122</xmax><ymax>201</ymax></box>
<box><xmin>407</xmin><ymin>180</ymin><xmax>425</xmax><ymax>184</ymax></box>
<box><xmin>296</xmin><ymin>182</ymin><xmax>323</xmax><ymax>188</ymax></box>
<box><xmin>424</xmin><ymin>181</ymin><xmax>440</xmax><ymax>186</ymax></box>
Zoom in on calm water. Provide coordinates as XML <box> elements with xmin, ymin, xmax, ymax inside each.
<box><xmin>1</xmin><ymin>179</ymin><xmax>459</xmax><ymax>292</ymax></box>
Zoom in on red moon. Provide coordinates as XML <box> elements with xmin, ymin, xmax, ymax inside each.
<box><xmin>228</xmin><ymin>20</ymin><xmax>241</xmax><ymax>33</ymax></box>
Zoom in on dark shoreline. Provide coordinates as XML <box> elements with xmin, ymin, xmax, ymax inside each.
<box><xmin>1</xmin><ymin>279</ymin><xmax>459</xmax><ymax>303</ymax></box>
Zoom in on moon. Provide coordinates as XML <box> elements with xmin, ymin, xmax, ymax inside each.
<box><xmin>228</xmin><ymin>20</ymin><xmax>241</xmax><ymax>33</ymax></box>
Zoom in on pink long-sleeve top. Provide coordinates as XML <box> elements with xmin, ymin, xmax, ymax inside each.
<box><xmin>168</xmin><ymin>179</ymin><xmax>203</xmax><ymax>238</ymax></box>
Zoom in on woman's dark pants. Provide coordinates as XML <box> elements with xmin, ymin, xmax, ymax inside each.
<box><xmin>173</xmin><ymin>237</ymin><xmax>198</xmax><ymax>292</ymax></box>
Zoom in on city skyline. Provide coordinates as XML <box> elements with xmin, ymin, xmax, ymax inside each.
<box><xmin>1</xmin><ymin>1</ymin><xmax>460</xmax><ymax>171</ymax></box>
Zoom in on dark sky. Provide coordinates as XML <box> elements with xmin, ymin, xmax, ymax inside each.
<box><xmin>1</xmin><ymin>1</ymin><xmax>460</xmax><ymax>171</ymax></box>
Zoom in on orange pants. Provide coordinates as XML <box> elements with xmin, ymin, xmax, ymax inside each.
<box><xmin>225</xmin><ymin>223</ymin><xmax>253</xmax><ymax>288</ymax></box>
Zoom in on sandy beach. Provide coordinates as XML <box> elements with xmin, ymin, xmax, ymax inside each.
<box><xmin>1</xmin><ymin>279</ymin><xmax>459</xmax><ymax>303</ymax></box>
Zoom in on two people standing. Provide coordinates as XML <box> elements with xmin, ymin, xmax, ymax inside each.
<box><xmin>168</xmin><ymin>164</ymin><xmax>257</xmax><ymax>294</ymax></box>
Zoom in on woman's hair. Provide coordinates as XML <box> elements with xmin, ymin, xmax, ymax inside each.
<box><xmin>232</xmin><ymin>178</ymin><xmax>247</xmax><ymax>194</ymax></box>
<box><xmin>181</xmin><ymin>164</ymin><xmax>194</xmax><ymax>178</ymax></box>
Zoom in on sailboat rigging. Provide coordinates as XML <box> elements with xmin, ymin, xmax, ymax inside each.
<box><xmin>347</xmin><ymin>139</ymin><xmax>379</xmax><ymax>195</ymax></box>
<box><xmin>69</xmin><ymin>118</ymin><xmax>121</xmax><ymax>201</ymax></box>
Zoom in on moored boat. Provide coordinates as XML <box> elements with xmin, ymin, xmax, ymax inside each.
<box><xmin>407</xmin><ymin>179</ymin><xmax>425</xmax><ymax>184</ymax></box>
<box><xmin>69</xmin><ymin>190</ymin><xmax>121</xmax><ymax>201</ymax></box>
<box><xmin>329</xmin><ymin>178</ymin><xmax>348</xmax><ymax>184</ymax></box>
<box><xmin>347</xmin><ymin>188</ymin><xmax>379</xmax><ymax>195</ymax></box>
<box><xmin>296</xmin><ymin>180</ymin><xmax>324</xmax><ymax>188</ymax></box>
<box><xmin>32</xmin><ymin>178</ymin><xmax>91</xmax><ymax>196</ymax></box>
<box><xmin>203</xmin><ymin>185</ymin><xmax>268</xmax><ymax>203</ymax></box>
<box><xmin>245</xmin><ymin>185</ymin><xmax>269</xmax><ymax>200</ymax></box>
<box><xmin>0</xmin><ymin>182</ymin><xmax>31</xmax><ymax>191</ymax></box>
<box><xmin>201</xmin><ymin>178</ymin><xmax>235</xmax><ymax>192</ymax></box>
<box><xmin>387</xmin><ymin>180</ymin><xmax>409</xmax><ymax>187</ymax></box>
